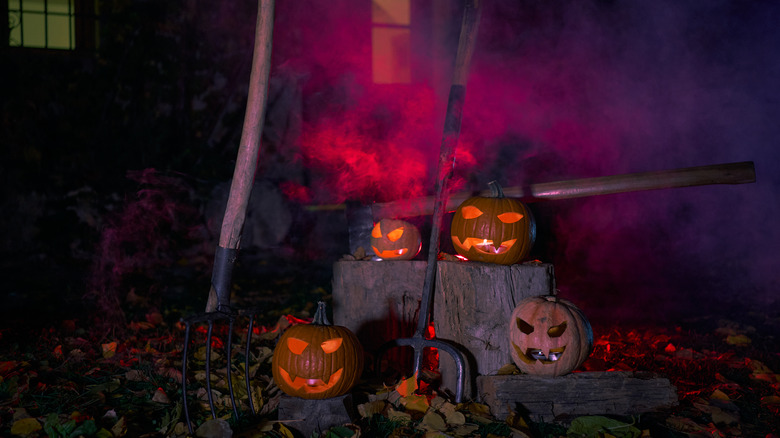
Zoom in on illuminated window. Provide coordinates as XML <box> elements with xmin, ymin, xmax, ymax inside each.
<box><xmin>7</xmin><ymin>0</ymin><xmax>96</xmax><ymax>50</ymax></box>
<box><xmin>371</xmin><ymin>0</ymin><xmax>411</xmax><ymax>84</ymax></box>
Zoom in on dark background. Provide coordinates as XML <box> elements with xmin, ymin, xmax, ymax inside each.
<box><xmin>1</xmin><ymin>0</ymin><xmax>778</xmax><ymax>327</ymax></box>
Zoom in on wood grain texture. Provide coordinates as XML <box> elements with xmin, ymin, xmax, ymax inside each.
<box><xmin>332</xmin><ymin>260</ymin><xmax>556</xmax><ymax>399</ymax></box>
<box><xmin>478</xmin><ymin>372</ymin><xmax>678</xmax><ymax>422</ymax></box>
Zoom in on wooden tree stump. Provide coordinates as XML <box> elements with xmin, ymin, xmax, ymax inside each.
<box><xmin>277</xmin><ymin>394</ymin><xmax>356</xmax><ymax>437</ymax></box>
<box><xmin>477</xmin><ymin>372</ymin><xmax>679</xmax><ymax>422</ymax></box>
<box><xmin>434</xmin><ymin>261</ymin><xmax>555</xmax><ymax>399</ymax></box>
<box><xmin>332</xmin><ymin>259</ymin><xmax>556</xmax><ymax>399</ymax></box>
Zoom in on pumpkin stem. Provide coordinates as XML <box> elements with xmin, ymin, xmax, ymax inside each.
<box><xmin>312</xmin><ymin>301</ymin><xmax>331</xmax><ymax>326</ymax></box>
<box><xmin>488</xmin><ymin>180</ymin><xmax>505</xmax><ymax>198</ymax></box>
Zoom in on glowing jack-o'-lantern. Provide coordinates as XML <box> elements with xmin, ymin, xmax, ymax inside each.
<box><xmin>272</xmin><ymin>301</ymin><xmax>364</xmax><ymax>399</ymax></box>
<box><xmin>508</xmin><ymin>295</ymin><xmax>593</xmax><ymax>376</ymax></box>
<box><xmin>450</xmin><ymin>181</ymin><xmax>535</xmax><ymax>265</ymax></box>
<box><xmin>371</xmin><ymin>218</ymin><xmax>422</xmax><ymax>260</ymax></box>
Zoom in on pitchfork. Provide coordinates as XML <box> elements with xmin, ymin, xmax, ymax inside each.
<box><xmin>180</xmin><ymin>0</ymin><xmax>275</xmax><ymax>434</ymax></box>
<box><xmin>375</xmin><ymin>0</ymin><xmax>483</xmax><ymax>404</ymax></box>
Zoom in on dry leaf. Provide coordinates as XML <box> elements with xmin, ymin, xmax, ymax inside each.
<box><xmin>357</xmin><ymin>400</ymin><xmax>387</xmax><ymax>418</ymax></box>
<box><xmin>152</xmin><ymin>387</ymin><xmax>170</xmax><ymax>404</ymax></box>
<box><xmin>439</xmin><ymin>402</ymin><xmax>465</xmax><ymax>425</ymax></box>
<box><xmin>496</xmin><ymin>363</ymin><xmax>520</xmax><ymax>375</ymax></box>
<box><xmin>395</xmin><ymin>374</ymin><xmax>418</xmax><ymax>397</ymax></box>
<box><xmin>418</xmin><ymin>410</ymin><xmax>446</xmax><ymax>431</ymax></box>
<box><xmin>710</xmin><ymin>389</ymin><xmax>730</xmax><ymax>401</ymax></box>
<box><xmin>125</xmin><ymin>369</ymin><xmax>147</xmax><ymax>382</ymax></box>
<box><xmin>102</xmin><ymin>342</ymin><xmax>117</xmax><ymax>359</ymax></box>
<box><xmin>403</xmin><ymin>394</ymin><xmax>430</xmax><ymax>413</ymax></box>
<box><xmin>111</xmin><ymin>416</ymin><xmax>127</xmax><ymax>437</ymax></box>
<box><xmin>725</xmin><ymin>334</ymin><xmax>751</xmax><ymax>346</ymax></box>
<box><xmin>10</xmin><ymin>417</ymin><xmax>41</xmax><ymax>436</ymax></box>
<box><xmin>387</xmin><ymin>407</ymin><xmax>412</xmax><ymax>423</ymax></box>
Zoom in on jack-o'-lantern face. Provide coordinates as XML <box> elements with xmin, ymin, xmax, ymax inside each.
<box><xmin>508</xmin><ymin>295</ymin><xmax>593</xmax><ymax>376</ymax></box>
<box><xmin>272</xmin><ymin>302</ymin><xmax>364</xmax><ymax>399</ymax></box>
<box><xmin>451</xmin><ymin>181</ymin><xmax>535</xmax><ymax>265</ymax></box>
<box><xmin>371</xmin><ymin>219</ymin><xmax>421</xmax><ymax>260</ymax></box>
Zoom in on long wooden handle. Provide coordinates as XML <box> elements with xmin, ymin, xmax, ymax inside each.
<box><xmin>206</xmin><ymin>0</ymin><xmax>275</xmax><ymax>312</ymax></box>
<box><xmin>219</xmin><ymin>0</ymin><xmax>275</xmax><ymax>248</ymax></box>
<box><xmin>417</xmin><ymin>0</ymin><xmax>482</xmax><ymax>334</ymax></box>
<box><xmin>370</xmin><ymin>161</ymin><xmax>756</xmax><ymax>219</ymax></box>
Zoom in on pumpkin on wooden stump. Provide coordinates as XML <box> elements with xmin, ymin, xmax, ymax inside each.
<box><xmin>508</xmin><ymin>294</ymin><xmax>593</xmax><ymax>376</ymax></box>
<box><xmin>272</xmin><ymin>301</ymin><xmax>364</xmax><ymax>399</ymax></box>
<box><xmin>370</xmin><ymin>218</ymin><xmax>422</xmax><ymax>260</ymax></box>
<box><xmin>450</xmin><ymin>181</ymin><xmax>535</xmax><ymax>265</ymax></box>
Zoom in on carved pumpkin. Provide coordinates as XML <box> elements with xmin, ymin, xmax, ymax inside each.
<box><xmin>371</xmin><ymin>218</ymin><xmax>422</xmax><ymax>260</ymax></box>
<box><xmin>451</xmin><ymin>181</ymin><xmax>535</xmax><ymax>265</ymax></box>
<box><xmin>272</xmin><ymin>301</ymin><xmax>364</xmax><ymax>399</ymax></box>
<box><xmin>508</xmin><ymin>295</ymin><xmax>593</xmax><ymax>376</ymax></box>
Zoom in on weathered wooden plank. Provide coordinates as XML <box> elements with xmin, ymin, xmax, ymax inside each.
<box><xmin>477</xmin><ymin>372</ymin><xmax>678</xmax><ymax>422</ymax></box>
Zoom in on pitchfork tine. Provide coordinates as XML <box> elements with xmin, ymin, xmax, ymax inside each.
<box><xmin>181</xmin><ymin>320</ymin><xmax>194</xmax><ymax>435</ymax></box>
<box><xmin>244</xmin><ymin>315</ymin><xmax>257</xmax><ymax>414</ymax></box>
<box><xmin>226</xmin><ymin>318</ymin><xmax>240</xmax><ymax>420</ymax></box>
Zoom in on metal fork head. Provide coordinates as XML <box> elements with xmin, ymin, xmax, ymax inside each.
<box><xmin>180</xmin><ymin>307</ymin><xmax>265</xmax><ymax>435</ymax></box>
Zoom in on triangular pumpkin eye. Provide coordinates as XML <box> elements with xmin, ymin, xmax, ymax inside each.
<box><xmin>516</xmin><ymin>318</ymin><xmax>534</xmax><ymax>334</ymax></box>
<box><xmin>461</xmin><ymin>206</ymin><xmax>483</xmax><ymax>219</ymax></box>
<box><xmin>321</xmin><ymin>338</ymin><xmax>343</xmax><ymax>353</ymax></box>
<box><xmin>497</xmin><ymin>212</ymin><xmax>523</xmax><ymax>223</ymax></box>
<box><xmin>287</xmin><ymin>337</ymin><xmax>309</xmax><ymax>355</ymax></box>
<box><xmin>371</xmin><ymin>223</ymin><xmax>382</xmax><ymax>238</ymax></box>
<box><xmin>547</xmin><ymin>321</ymin><xmax>567</xmax><ymax>338</ymax></box>
<box><xmin>387</xmin><ymin>227</ymin><xmax>404</xmax><ymax>242</ymax></box>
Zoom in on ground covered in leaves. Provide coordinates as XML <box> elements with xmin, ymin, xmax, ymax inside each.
<box><xmin>1</xmin><ymin>254</ymin><xmax>778</xmax><ymax>438</ymax></box>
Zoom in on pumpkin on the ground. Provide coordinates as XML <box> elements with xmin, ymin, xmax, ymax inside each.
<box><xmin>272</xmin><ymin>301</ymin><xmax>364</xmax><ymax>399</ymax></box>
<box><xmin>450</xmin><ymin>181</ymin><xmax>535</xmax><ymax>265</ymax></box>
<box><xmin>508</xmin><ymin>294</ymin><xmax>593</xmax><ymax>376</ymax></box>
<box><xmin>370</xmin><ymin>218</ymin><xmax>422</xmax><ymax>260</ymax></box>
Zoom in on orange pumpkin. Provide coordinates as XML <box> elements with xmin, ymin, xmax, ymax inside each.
<box><xmin>272</xmin><ymin>302</ymin><xmax>364</xmax><ymax>399</ymax></box>
<box><xmin>508</xmin><ymin>295</ymin><xmax>593</xmax><ymax>376</ymax></box>
<box><xmin>451</xmin><ymin>181</ymin><xmax>535</xmax><ymax>265</ymax></box>
<box><xmin>371</xmin><ymin>218</ymin><xmax>422</xmax><ymax>260</ymax></box>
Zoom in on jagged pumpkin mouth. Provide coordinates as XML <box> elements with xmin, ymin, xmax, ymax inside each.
<box><xmin>512</xmin><ymin>343</ymin><xmax>566</xmax><ymax>365</ymax></box>
<box><xmin>372</xmin><ymin>247</ymin><xmax>408</xmax><ymax>259</ymax></box>
<box><xmin>452</xmin><ymin>237</ymin><xmax>517</xmax><ymax>255</ymax></box>
<box><xmin>277</xmin><ymin>367</ymin><xmax>344</xmax><ymax>393</ymax></box>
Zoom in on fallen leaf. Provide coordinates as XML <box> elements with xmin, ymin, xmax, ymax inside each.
<box><xmin>102</xmin><ymin>342</ymin><xmax>117</xmax><ymax>359</ymax></box>
<box><xmin>402</xmin><ymin>394</ymin><xmax>430</xmax><ymax>413</ymax></box>
<box><xmin>418</xmin><ymin>410</ymin><xmax>446</xmax><ymax>431</ymax></box>
<box><xmin>387</xmin><ymin>408</ymin><xmax>412</xmax><ymax>423</ymax></box>
<box><xmin>152</xmin><ymin>387</ymin><xmax>170</xmax><ymax>404</ymax></box>
<box><xmin>496</xmin><ymin>363</ymin><xmax>519</xmax><ymax>375</ymax></box>
<box><xmin>111</xmin><ymin>416</ymin><xmax>127</xmax><ymax>437</ymax></box>
<box><xmin>10</xmin><ymin>417</ymin><xmax>42</xmax><ymax>436</ymax></box>
<box><xmin>125</xmin><ymin>369</ymin><xmax>147</xmax><ymax>382</ymax></box>
<box><xmin>467</xmin><ymin>402</ymin><xmax>492</xmax><ymax>419</ymax></box>
<box><xmin>395</xmin><ymin>374</ymin><xmax>418</xmax><ymax>397</ymax></box>
<box><xmin>357</xmin><ymin>400</ymin><xmax>386</xmax><ymax>418</ymax></box>
<box><xmin>725</xmin><ymin>334</ymin><xmax>751</xmax><ymax>346</ymax></box>
<box><xmin>710</xmin><ymin>389</ymin><xmax>730</xmax><ymax>401</ymax></box>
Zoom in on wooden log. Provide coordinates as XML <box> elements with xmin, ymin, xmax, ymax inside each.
<box><xmin>477</xmin><ymin>372</ymin><xmax>679</xmax><ymax>423</ymax></box>
<box><xmin>331</xmin><ymin>259</ymin><xmax>556</xmax><ymax>399</ymax></box>
<box><xmin>332</xmin><ymin>260</ymin><xmax>428</xmax><ymax>366</ymax></box>
<box><xmin>434</xmin><ymin>261</ymin><xmax>556</xmax><ymax>400</ymax></box>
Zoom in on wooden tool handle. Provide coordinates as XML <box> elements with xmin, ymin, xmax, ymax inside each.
<box><xmin>219</xmin><ymin>0</ymin><xmax>276</xmax><ymax>249</ymax></box>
